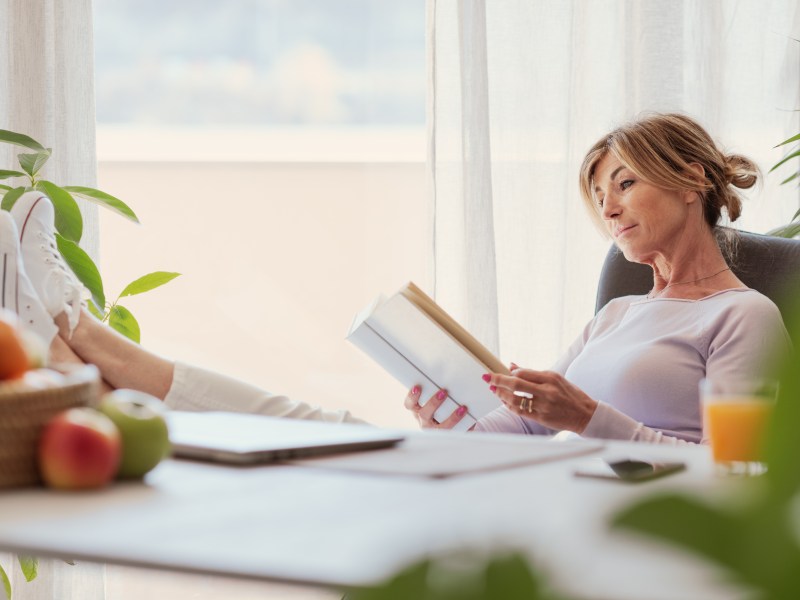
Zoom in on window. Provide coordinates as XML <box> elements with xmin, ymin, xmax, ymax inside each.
<box><xmin>94</xmin><ymin>0</ymin><xmax>427</xmax><ymax>427</ymax></box>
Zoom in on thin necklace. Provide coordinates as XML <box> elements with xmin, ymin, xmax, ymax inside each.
<box><xmin>647</xmin><ymin>267</ymin><xmax>731</xmax><ymax>299</ymax></box>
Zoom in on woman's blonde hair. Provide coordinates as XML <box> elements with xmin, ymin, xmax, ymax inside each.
<box><xmin>578</xmin><ymin>113</ymin><xmax>759</xmax><ymax>234</ymax></box>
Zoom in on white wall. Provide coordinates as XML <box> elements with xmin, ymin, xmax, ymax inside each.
<box><xmin>97</xmin><ymin>160</ymin><xmax>427</xmax><ymax>429</ymax></box>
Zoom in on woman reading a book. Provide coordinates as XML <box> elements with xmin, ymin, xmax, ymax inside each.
<box><xmin>1</xmin><ymin>113</ymin><xmax>790</xmax><ymax>444</ymax></box>
<box><xmin>405</xmin><ymin>113</ymin><xmax>791</xmax><ymax>445</ymax></box>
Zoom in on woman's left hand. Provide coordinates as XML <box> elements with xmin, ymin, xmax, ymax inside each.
<box><xmin>485</xmin><ymin>367</ymin><xmax>598</xmax><ymax>434</ymax></box>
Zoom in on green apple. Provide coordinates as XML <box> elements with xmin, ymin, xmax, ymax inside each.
<box><xmin>99</xmin><ymin>389</ymin><xmax>171</xmax><ymax>479</ymax></box>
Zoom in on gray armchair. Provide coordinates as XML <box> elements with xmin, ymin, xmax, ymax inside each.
<box><xmin>595</xmin><ymin>229</ymin><xmax>800</xmax><ymax>343</ymax></box>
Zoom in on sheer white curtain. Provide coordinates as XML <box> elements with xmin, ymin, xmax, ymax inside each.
<box><xmin>0</xmin><ymin>0</ymin><xmax>99</xmax><ymax>257</ymax></box>
<box><xmin>1</xmin><ymin>2</ymin><xmax>102</xmax><ymax>598</ymax></box>
<box><xmin>428</xmin><ymin>0</ymin><xmax>800</xmax><ymax>370</ymax></box>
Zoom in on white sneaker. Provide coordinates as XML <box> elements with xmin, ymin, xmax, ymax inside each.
<box><xmin>0</xmin><ymin>210</ymin><xmax>58</xmax><ymax>346</ymax></box>
<box><xmin>10</xmin><ymin>192</ymin><xmax>85</xmax><ymax>336</ymax></box>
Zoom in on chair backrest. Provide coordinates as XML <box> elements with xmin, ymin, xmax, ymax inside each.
<box><xmin>595</xmin><ymin>229</ymin><xmax>800</xmax><ymax>338</ymax></box>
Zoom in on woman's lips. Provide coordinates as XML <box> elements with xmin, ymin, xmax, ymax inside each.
<box><xmin>615</xmin><ymin>224</ymin><xmax>637</xmax><ymax>238</ymax></box>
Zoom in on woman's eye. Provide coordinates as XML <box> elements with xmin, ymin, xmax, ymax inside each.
<box><xmin>620</xmin><ymin>179</ymin><xmax>634</xmax><ymax>190</ymax></box>
<box><xmin>596</xmin><ymin>197</ymin><xmax>604</xmax><ymax>208</ymax></box>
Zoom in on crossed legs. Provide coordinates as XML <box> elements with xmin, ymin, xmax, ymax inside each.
<box><xmin>49</xmin><ymin>310</ymin><xmax>175</xmax><ymax>399</ymax></box>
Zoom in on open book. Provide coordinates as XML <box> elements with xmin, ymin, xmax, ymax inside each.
<box><xmin>346</xmin><ymin>282</ymin><xmax>509</xmax><ymax>431</ymax></box>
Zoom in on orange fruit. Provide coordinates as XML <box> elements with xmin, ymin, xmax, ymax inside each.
<box><xmin>0</xmin><ymin>313</ymin><xmax>29</xmax><ymax>380</ymax></box>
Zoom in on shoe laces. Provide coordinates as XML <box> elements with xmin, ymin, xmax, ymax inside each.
<box><xmin>37</xmin><ymin>231</ymin><xmax>80</xmax><ymax>280</ymax></box>
<box><xmin>36</xmin><ymin>230</ymin><xmax>85</xmax><ymax>334</ymax></box>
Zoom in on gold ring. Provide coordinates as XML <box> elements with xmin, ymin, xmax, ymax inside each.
<box><xmin>519</xmin><ymin>396</ymin><xmax>534</xmax><ymax>413</ymax></box>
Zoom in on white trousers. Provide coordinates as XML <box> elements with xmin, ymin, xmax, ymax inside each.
<box><xmin>163</xmin><ymin>362</ymin><xmax>366</xmax><ymax>425</ymax></box>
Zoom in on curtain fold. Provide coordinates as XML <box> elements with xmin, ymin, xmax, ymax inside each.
<box><xmin>1</xmin><ymin>2</ymin><xmax>102</xmax><ymax>598</ymax></box>
<box><xmin>1</xmin><ymin>0</ymin><xmax>99</xmax><ymax>258</ymax></box>
<box><xmin>454</xmin><ymin>0</ymin><xmax>500</xmax><ymax>354</ymax></box>
<box><xmin>428</xmin><ymin>0</ymin><xmax>800</xmax><ymax>370</ymax></box>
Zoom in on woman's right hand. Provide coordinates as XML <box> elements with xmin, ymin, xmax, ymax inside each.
<box><xmin>404</xmin><ymin>385</ymin><xmax>469</xmax><ymax>429</ymax></box>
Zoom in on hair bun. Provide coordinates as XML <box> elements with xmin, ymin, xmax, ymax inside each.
<box><xmin>724</xmin><ymin>154</ymin><xmax>759</xmax><ymax>190</ymax></box>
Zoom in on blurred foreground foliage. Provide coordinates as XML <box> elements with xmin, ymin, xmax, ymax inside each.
<box><xmin>345</xmin><ymin>552</ymin><xmax>567</xmax><ymax>600</ymax></box>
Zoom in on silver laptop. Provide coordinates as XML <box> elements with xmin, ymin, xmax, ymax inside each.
<box><xmin>168</xmin><ymin>411</ymin><xmax>404</xmax><ymax>465</ymax></box>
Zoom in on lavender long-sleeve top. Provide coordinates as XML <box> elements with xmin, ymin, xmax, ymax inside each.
<box><xmin>475</xmin><ymin>289</ymin><xmax>791</xmax><ymax>445</ymax></box>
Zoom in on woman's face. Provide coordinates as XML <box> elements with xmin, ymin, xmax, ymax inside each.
<box><xmin>592</xmin><ymin>153</ymin><xmax>697</xmax><ymax>265</ymax></box>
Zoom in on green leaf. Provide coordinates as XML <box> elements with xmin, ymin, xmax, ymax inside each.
<box><xmin>766</xmin><ymin>222</ymin><xmax>800</xmax><ymax>238</ymax></box>
<box><xmin>482</xmin><ymin>553</ymin><xmax>551</xmax><ymax>600</ymax></box>
<box><xmin>18</xmin><ymin>150</ymin><xmax>51</xmax><ymax>178</ymax></box>
<box><xmin>613</xmin><ymin>495</ymin><xmax>756</xmax><ymax>590</ymax></box>
<box><xmin>346</xmin><ymin>553</ymin><xmax>555</xmax><ymax>600</ymax></box>
<box><xmin>17</xmin><ymin>557</ymin><xmax>37</xmax><ymax>583</ymax></box>
<box><xmin>780</xmin><ymin>172</ymin><xmax>799</xmax><ymax>185</ymax></box>
<box><xmin>35</xmin><ymin>181</ymin><xmax>83</xmax><ymax>242</ymax></box>
<box><xmin>764</xmin><ymin>293</ymin><xmax>800</xmax><ymax>503</ymax></box>
<box><xmin>0</xmin><ymin>562</ymin><xmax>10</xmax><ymax>600</ymax></box>
<box><xmin>0</xmin><ymin>170</ymin><xmax>26</xmax><ymax>180</ymax></box>
<box><xmin>119</xmin><ymin>272</ymin><xmax>180</xmax><ymax>298</ymax></box>
<box><xmin>769</xmin><ymin>149</ymin><xmax>800</xmax><ymax>173</ymax></box>
<box><xmin>0</xmin><ymin>187</ymin><xmax>27</xmax><ymax>211</ymax></box>
<box><xmin>613</xmin><ymin>494</ymin><xmax>800</xmax><ymax>596</ymax></box>
<box><xmin>775</xmin><ymin>133</ymin><xmax>800</xmax><ymax>148</ymax></box>
<box><xmin>0</xmin><ymin>185</ymin><xmax>12</xmax><ymax>193</ymax></box>
<box><xmin>0</xmin><ymin>129</ymin><xmax>46</xmax><ymax>152</ymax></box>
<box><xmin>613</xmin><ymin>495</ymin><xmax>742</xmax><ymax>569</ymax></box>
<box><xmin>62</xmin><ymin>186</ymin><xmax>139</xmax><ymax>223</ymax></box>
<box><xmin>55</xmin><ymin>234</ymin><xmax>105</xmax><ymax>309</ymax></box>
<box><xmin>347</xmin><ymin>560</ymin><xmax>432</xmax><ymax>600</ymax></box>
<box><xmin>108</xmin><ymin>305</ymin><xmax>141</xmax><ymax>343</ymax></box>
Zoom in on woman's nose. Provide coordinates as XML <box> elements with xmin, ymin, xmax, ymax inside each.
<box><xmin>601</xmin><ymin>194</ymin><xmax>621</xmax><ymax>220</ymax></box>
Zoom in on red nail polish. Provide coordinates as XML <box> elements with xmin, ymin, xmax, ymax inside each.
<box><xmin>490</xmin><ymin>385</ymin><xmax>497</xmax><ymax>392</ymax></box>
<box><xmin>436</xmin><ymin>390</ymin><xmax>447</xmax><ymax>400</ymax></box>
<box><xmin>411</xmin><ymin>385</ymin><xmax>421</xmax><ymax>395</ymax></box>
<box><xmin>457</xmin><ymin>405</ymin><xmax>467</xmax><ymax>416</ymax></box>
<box><xmin>482</xmin><ymin>374</ymin><xmax>491</xmax><ymax>382</ymax></box>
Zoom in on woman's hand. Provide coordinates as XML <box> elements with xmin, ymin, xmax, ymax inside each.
<box><xmin>484</xmin><ymin>367</ymin><xmax>598</xmax><ymax>434</ymax></box>
<box><xmin>404</xmin><ymin>385</ymin><xmax>469</xmax><ymax>429</ymax></box>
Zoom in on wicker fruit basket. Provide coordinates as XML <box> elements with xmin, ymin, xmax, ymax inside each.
<box><xmin>0</xmin><ymin>365</ymin><xmax>101</xmax><ymax>489</ymax></box>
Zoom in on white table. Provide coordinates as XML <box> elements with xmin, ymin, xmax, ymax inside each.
<box><xmin>0</xmin><ymin>431</ymin><xmax>747</xmax><ymax>600</ymax></box>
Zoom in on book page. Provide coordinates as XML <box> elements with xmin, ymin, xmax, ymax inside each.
<box><xmin>400</xmin><ymin>282</ymin><xmax>510</xmax><ymax>375</ymax></box>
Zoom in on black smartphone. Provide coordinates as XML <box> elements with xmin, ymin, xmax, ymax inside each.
<box><xmin>573</xmin><ymin>458</ymin><xmax>686</xmax><ymax>483</ymax></box>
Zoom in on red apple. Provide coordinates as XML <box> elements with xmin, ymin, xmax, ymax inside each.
<box><xmin>38</xmin><ymin>408</ymin><xmax>122</xmax><ymax>490</ymax></box>
<box><xmin>0</xmin><ymin>310</ymin><xmax>29</xmax><ymax>381</ymax></box>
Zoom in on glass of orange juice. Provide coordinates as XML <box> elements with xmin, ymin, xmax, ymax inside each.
<box><xmin>701</xmin><ymin>378</ymin><xmax>778</xmax><ymax>475</ymax></box>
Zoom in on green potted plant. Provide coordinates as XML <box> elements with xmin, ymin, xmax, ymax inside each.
<box><xmin>0</xmin><ymin>129</ymin><xmax>179</xmax><ymax>342</ymax></box>
<box><xmin>767</xmin><ymin>129</ymin><xmax>800</xmax><ymax>238</ymax></box>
